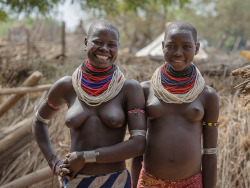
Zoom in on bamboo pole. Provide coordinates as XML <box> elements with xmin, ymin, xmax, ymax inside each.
<box><xmin>0</xmin><ymin>117</ymin><xmax>33</xmax><ymax>154</ymax></box>
<box><xmin>0</xmin><ymin>84</ymin><xmax>52</xmax><ymax>95</ymax></box>
<box><xmin>0</xmin><ymin>167</ymin><xmax>52</xmax><ymax>188</ymax></box>
<box><xmin>0</xmin><ymin>71</ymin><xmax>43</xmax><ymax>117</ymax></box>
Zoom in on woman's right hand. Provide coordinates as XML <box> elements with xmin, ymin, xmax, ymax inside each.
<box><xmin>50</xmin><ymin>160</ymin><xmax>66</xmax><ymax>188</ymax></box>
<box><xmin>59</xmin><ymin>151</ymin><xmax>86</xmax><ymax>181</ymax></box>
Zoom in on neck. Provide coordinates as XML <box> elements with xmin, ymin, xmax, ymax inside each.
<box><xmin>82</xmin><ymin>60</ymin><xmax>116</xmax><ymax>76</ymax></box>
<box><xmin>165</xmin><ymin>63</ymin><xmax>194</xmax><ymax>78</ymax></box>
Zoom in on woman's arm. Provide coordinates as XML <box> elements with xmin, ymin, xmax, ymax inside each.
<box><xmin>202</xmin><ymin>86</ymin><xmax>219</xmax><ymax>188</ymax></box>
<box><xmin>32</xmin><ymin>76</ymin><xmax>71</xmax><ymax>186</ymax></box>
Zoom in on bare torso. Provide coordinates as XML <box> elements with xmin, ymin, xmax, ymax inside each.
<box><xmin>143</xmin><ymin>80</ymin><xmax>206</xmax><ymax>180</ymax></box>
<box><xmin>63</xmin><ymin>76</ymin><xmax>128</xmax><ymax>175</ymax></box>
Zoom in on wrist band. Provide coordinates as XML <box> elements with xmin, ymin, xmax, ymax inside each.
<box><xmin>202</xmin><ymin>147</ymin><xmax>218</xmax><ymax>154</ymax></box>
<box><xmin>129</xmin><ymin>130</ymin><xmax>146</xmax><ymax>137</ymax></box>
<box><xmin>83</xmin><ymin>150</ymin><xmax>99</xmax><ymax>163</ymax></box>
<box><xmin>47</xmin><ymin>155</ymin><xmax>56</xmax><ymax>164</ymax></box>
<box><xmin>52</xmin><ymin>159</ymin><xmax>60</xmax><ymax>175</ymax></box>
<box><xmin>35</xmin><ymin>111</ymin><xmax>50</xmax><ymax>124</ymax></box>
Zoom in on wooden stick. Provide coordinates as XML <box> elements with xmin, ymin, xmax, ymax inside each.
<box><xmin>0</xmin><ymin>71</ymin><xmax>43</xmax><ymax>117</ymax></box>
<box><xmin>0</xmin><ymin>84</ymin><xmax>52</xmax><ymax>95</ymax></box>
<box><xmin>1</xmin><ymin>167</ymin><xmax>52</xmax><ymax>188</ymax></box>
<box><xmin>0</xmin><ymin>117</ymin><xmax>33</xmax><ymax>154</ymax></box>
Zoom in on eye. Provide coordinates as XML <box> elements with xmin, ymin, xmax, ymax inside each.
<box><xmin>93</xmin><ymin>41</ymin><xmax>102</xmax><ymax>45</ymax></box>
<box><xmin>109</xmin><ymin>43</ymin><xmax>117</xmax><ymax>48</ymax></box>
<box><xmin>184</xmin><ymin>45</ymin><xmax>193</xmax><ymax>49</ymax></box>
<box><xmin>166</xmin><ymin>45</ymin><xmax>174</xmax><ymax>48</ymax></box>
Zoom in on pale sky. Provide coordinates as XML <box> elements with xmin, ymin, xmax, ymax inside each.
<box><xmin>53</xmin><ymin>0</ymin><xmax>87</xmax><ymax>32</ymax></box>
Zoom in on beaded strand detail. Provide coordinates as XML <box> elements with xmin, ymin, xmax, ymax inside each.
<box><xmin>72</xmin><ymin>60</ymin><xmax>126</xmax><ymax>106</ymax></box>
<box><xmin>151</xmin><ymin>63</ymin><xmax>205</xmax><ymax>104</ymax></box>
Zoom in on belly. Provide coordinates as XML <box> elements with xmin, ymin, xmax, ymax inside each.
<box><xmin>144</xmin><ymin>122</ymin><xmax>202</xmax><ymax>180</ymax></box>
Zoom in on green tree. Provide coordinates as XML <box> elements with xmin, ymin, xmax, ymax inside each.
<box><xmin>0</xmin><ymin>0</ymin><xmax>62</xmax><ymax>20</ymax></box>
<box><xmin>164</xmin><ymin>0</ymin><xmax>250</xmax><ymax>52</ymax></box>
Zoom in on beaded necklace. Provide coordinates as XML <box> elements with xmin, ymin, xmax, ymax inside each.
<box><xmin>151</xmin><ymin>63</ymin><xmax>205</xmax><ymax>104</ymax></box>
<box><xmin>81</xmin><ymin>60</ymin><xmax>116</xmax><ymax>96</ymax></box>
<box><xmin>161</xmin><ymin>63</ymin><xmax>196</xmax><ymax>94</ymax></box>
<box><xmin>72</xmin><ymin>60</ymin><xmax>126</xmax><ymax>106</ymax></box>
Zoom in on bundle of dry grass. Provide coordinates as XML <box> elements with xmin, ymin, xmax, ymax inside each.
<box><xmin>232</xmin><ymin>64</ymin><xmax>250</xmax><ymax>107</ymax></box>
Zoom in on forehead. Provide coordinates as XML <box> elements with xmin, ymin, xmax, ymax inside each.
<box><xmin>165</xmin><ymin>29</ymin><xmax>195</xmax><ymax>44</ymax></box>
<box><xmin>89</xmin><ymin>26</ymin><xmax>119</xmax><ymax>42</ymax></box>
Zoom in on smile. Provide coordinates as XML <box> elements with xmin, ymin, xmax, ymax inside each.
<box><xmin>172</xmin><ymin>59</ymin><xmax>185</xmax><ymax>63</ymax></box>
<box><xmin>96</xmin><ymin>55</ymin><xmax>109</xmax><ymax>60</ymax></box>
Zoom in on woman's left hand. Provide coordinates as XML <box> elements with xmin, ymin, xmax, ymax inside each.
<box><xmin>59</xmin><ymin>151</ymin><xmax>85</xmax><ymax>181</ymax></box>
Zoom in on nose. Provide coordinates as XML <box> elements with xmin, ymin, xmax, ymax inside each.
<box><xmin>174</xmin><ymin>47</ymin><xmax>183</xmax><ymax>56</ymax></box>
<box><xmin>100</xmin><ymin>44</ymin><xmax>109</xmax><ymax>52</ymax></box>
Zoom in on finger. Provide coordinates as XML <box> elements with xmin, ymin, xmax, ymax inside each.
<box><xmin>59</xmin><ymin>164</ymin><xmax>70</xmax><ymax>169</ymax></box>
<box><xmin>63</xmin><ymin>158</ymin><xmax>69</xmax><ymax>164</ymax></box>
<box><xmin>58</xmin><ymin>175</ymin><xmax>63</xmax><ymax>188</ymax></box>
<box><xmin>70</xmin><ymin>171</ymin><xmax>78</xmax><ymax>180</ymax></box>
<box><xmin>65</xmin><ymin>175</ymin><xmax>71</xmax><ymax>181</ymax></box>
<box><xmin>59</xmin><ymin>168</ymin><xmax>71</xmax><ymax>176</ymax></box>
<box><xmin>65</xmin><ymin>153</ymin><xmax>70</xmax><ymax>158</ymax></box>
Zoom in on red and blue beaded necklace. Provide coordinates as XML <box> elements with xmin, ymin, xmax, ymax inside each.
<box><xmin>161</xmin><ymin>63</ymin><xmax>197</xmax><ymax>94</ymax></box>
<box><xmin>80</xmin><ymin>60</ymin><xmax>117</xmax><ymax>96</ymax></box>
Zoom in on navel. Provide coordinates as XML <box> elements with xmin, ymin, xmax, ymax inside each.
<box><xmin>168</xmin><ymin>158</ymin><xmax>175</xmax><ymax>163</ymax></box>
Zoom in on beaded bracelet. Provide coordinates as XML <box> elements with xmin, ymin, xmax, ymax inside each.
<box><xmin>128</xmin><ymin>108</ymin><xmax>145</xmax><ymax>114</ymax></box>
<box><xmin>47</xmin><ymin>155</ymin><xmax>56</xmax><ymax>164</ymax></box>
<box><xmin>52</xmin><ymin>159</ymin><xmax>60</xmax><ymax>175</ymax></box>
<box><xmin>203</xmin><ymin>121</ymin><xmax>219</xmax><ymax>127</ymax></box>
<box><xmin>44</xmin><ymin>98</ymin><xmax>61</xmax><ymax>110</ymax></box>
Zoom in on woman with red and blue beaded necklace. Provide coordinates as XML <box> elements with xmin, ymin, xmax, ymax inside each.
<box><xmin>33</xmin><ymin>19</ymin><xmax>147</xmax><ymax>188</ymax></box>
<box><xmin>132</xmin><ymin>21</ymin><xmax>219</xmax><ymax>188</ymax></box>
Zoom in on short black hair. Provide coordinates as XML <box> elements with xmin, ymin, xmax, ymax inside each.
<box><xmin>164</xmin><ymin>21</ymin><xmax>197</xmax><ymax>43</ymax></box>
<box><xmin>87</xmin><ymin>19</ymin><xmax>119</xmax><ymax>39</ymax></box>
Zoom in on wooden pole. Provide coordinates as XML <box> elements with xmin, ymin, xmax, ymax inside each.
<box><xmin>26</xmin><ymin>29</ymin><xmax>30</xmax><ymax>60</ymax></box>
<box><xmin>0</xmin><ymin>167</ymin><xmax>52</xmax><ymax>188</ymax></box>
<box><xmin>0</xmin><ymin>117</ymin><xmax>33</xmax><ymax>154</ymax></box>
<box><xmin>61</xmin><ymin>21</ymin><xmax>66</xmax><ymax>56</ymax></box>
<box><xmin>0</xmin><ymin>71</ymin><xmax>43</xmax><ymax>117</ymax></box>
<box><xmin>0</xmin><ymin>84</ymin><xmax>52</xmax><ymax>95</ymax></box>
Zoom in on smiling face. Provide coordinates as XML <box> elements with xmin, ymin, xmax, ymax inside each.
<box><xmin>85</xmin><ymin>25</ymin><xmax>119</xmax><ymax>69</ymax></box>
<box><xmin>162</xmin><ymin>29</ymin><xmax>200</xmax><ymax>72</ymax></box>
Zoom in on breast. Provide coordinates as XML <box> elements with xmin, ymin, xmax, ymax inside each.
<box><xmin>146</xmin><ymin>94</ymin><xmax>204</xmax><ymax>122</ymax></box>
<box><xmin>182</xmin><ymin>101</ymin><xmax>204</xmax><ymax>122</ymax></box>
<box><xmin>65</xmin><ymin>104</ymin><xmax>88</xmax><ymax>129</ymax></box>
<box><xmin>64</xmin><ymin>96</ymin><xmax>90</xmax><ymax>129</ymax></box>
<box><xmin>100</xmin><ymin>105</ymin><xmax>125</xmax><ymax>128</ymax></box>
<box><xmin>146</xmin><ymin>95</ymin><xmax>167</xmax><ymax>119</ymax></box>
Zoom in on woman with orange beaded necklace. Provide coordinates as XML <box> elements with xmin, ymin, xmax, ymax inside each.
<box><xmin>33</xmin><ymin>19</ymin><xmax>146</xmax><ymax>188</ymax></box>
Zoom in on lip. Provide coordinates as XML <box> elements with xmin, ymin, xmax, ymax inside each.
<box><xmin>171</xmin><ymin>59</ymin><xmax>185</xmax><ymax>63</ymax></box>
<box><xmin>95</xmin><ymin>54</ymin><xmax>111</xmax><ymax>61</ymax></box>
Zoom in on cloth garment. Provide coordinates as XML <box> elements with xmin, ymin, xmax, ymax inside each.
<box><xmin>63</xmin><ymin>169</ymin><xmax>132</xmax><ymax>188</ymax></box>
<box><xmin>137</xmin><ymin>167</ymin><xmax>202</xmax><ymax>188</ymax></box>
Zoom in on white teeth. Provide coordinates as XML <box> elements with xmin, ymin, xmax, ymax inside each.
<box><xmin>96</xmin><ymin>55</ymin><xmax>109</xmax><ymax>60</ymax></box>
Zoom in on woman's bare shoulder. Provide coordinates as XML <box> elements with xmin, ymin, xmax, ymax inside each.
<box><xmin>202</xmin><ymin>85</ymin><xmax>219</xmax><ymax>108</ymax></box>
<box><xmin>48</xmin><ymin>76</ymin><xmax>73</xmax><ymax>96</ymax></box>
<box><xmin>123</xmin><ymin>79</ymin><xmax>143</xmax><ymax>91</ymax></box>
<box><xmin>203</xmin><ymin>85</ymin><xmax>218</xmax><ymax>98</ymax></box>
